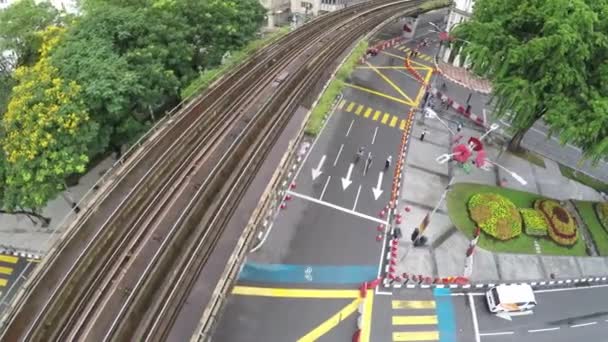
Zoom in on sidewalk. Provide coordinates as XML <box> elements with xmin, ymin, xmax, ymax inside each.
<box><xmin>393</xmin><ymin>106</ymin><xmax>608</xmax><ymax>284</ymax></box>
<box><xmin>435</xmin><ymin>59</ymin><xmax>608</xmax><ymax>184</ymax></box>
<box><xmin>0</xmin><ymin>156</ymin><xmax>115</xmax><ymax>253</ymax></box>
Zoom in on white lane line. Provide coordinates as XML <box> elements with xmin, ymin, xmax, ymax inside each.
<box><xmin>352</xmin><ymin>185</ymin><xmax>362</xmax><ymax>211</ymax></box>
<box><xmin>371</xmin><ymin>126</ymin><xmax>379</xmax><ymax>145</ymax></box>
<box><xmin>528</xmin><ymin>327</ymin><xmax>560</xmax><ymax>333</ymax></box>
<box><xmin>570</xmin><ymin>322</ymin><xmax>597</xmax><ymax>328</ymax></box>
<box><xmin>479</xmin><ymin>331</ymin><xmax>514</xmax><ymax>336</ymax></box>
<box><xmin>319</xmin><ymin>176</ymin><xmax>331</xmax><ymax>201</ymax></box>
<box><xmin>535</xmin><ymin>283</ymin><xmax>608</xmax><ymax>293</ymax></box>
<box><xmin>333</xmin><ymin>144</ymin><xmax>344</xmax><ymax>167</ymax></box>
<box><xmin>468</xmin><ymin>293</ymin><xmax>481</xmax><ymax>342</ymax></box>
<box><xmin>346</xmin><ymin>119</ymin><xmax>354</xmax><ymax>137</ymax></box>
<box><xmin>374</xmin><ymin>288</ymin><xmax>392</xmax><ymax>296</ymax></box>
<box><xmin>286</xmin><ymin>190</ymin><xmax>386</xmax><ymax>224</ymax></box>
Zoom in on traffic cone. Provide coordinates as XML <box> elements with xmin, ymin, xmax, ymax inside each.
<box><xmin>376</xmin><ymin>234</ymin><xmax>383</xmax><ymax>241</ymax></box>
<box><xmin>284</xmin><ymin>194</ymin><xmax>292</xmax><ymax>201</ymax></box>
<box><xmin>290</xmin><ymin>182</ymin><xmax>296</xmax><ymax>189</ymax></box>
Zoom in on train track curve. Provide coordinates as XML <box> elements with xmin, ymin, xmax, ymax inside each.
<box><xmin>0</xmin><ymin>1</ymin><xmax>428</xmax><ymax>341</ymax></box>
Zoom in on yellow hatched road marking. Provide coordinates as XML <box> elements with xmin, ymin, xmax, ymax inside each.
<box><xmin>360</xmin><ymin>290</ymin><xmax>375</xmax><ymax>342</ymax></box>
<box><xmin>393</xmin><ymin>331</ymin><xmax>439</xmax><ymax>341</ymax></box>
<box><xmin>0</xmin><ymin>255</ymin><xmax>18</xmax><ymax>264</ymax></box>
<box><xmin>364</xmin><ymin>108</ymin><xmax>372</xmax><ymax>118</ymax></box>
<box><xmin>346</xmin><ymin>102</ymin><xmax>356</xmax><ymax>112</ymax></box>
<box><xmin>399</xmin><ymin>119</ymin><xmax>407</xmax><ymax>130</ymax></box>
<box><xmin>345</xmin><ymin>83</ymin><xmax>413</xmax><ymax>106</ymax></box>
<box><xmin>365</xmin><ymin>61</ymin><xmax>414</xmax><ymax>103</ymax></box>
<box><xmin>389</xmin><ymin>116</ymin><xmax>398</xmax><ymax>127</ymax></box>
<box><xmin>0</xmin><ymin>279</ymin><xmax>7</xmax><ymax>287</ymax></box>
<box><xmin>355</xmin><ymin>105</ymin><xmax>364</xmax><ymax>115</ymax></box>
<box><xmin>381</xmin><ymin>51</ymin><xmax>433</xmax><ymax>69</ymax></box>
<box><xmin>338</xmin><ymin>99</ymin><xmax>346</xmax><ymax>109</ymax></box>
<box><xmin>297</xmin><ymin>298</ymin><xmax>361</xmax><ymax>341</ymax></box>
<box><xmin>0</xmin><ymin>267</ymin><xmax>13</xmax><ymax>275</ymax></box>
<box><xmin>232</xmin><ymin>286</ymin><xmax>359</xmax><ymax>298</ymax></box>
<box><xmin>381</xmin><ymin>113</ymin><xmax>390</xmax><ymax>124</ymax></box>
<box><xmin>373</xmin><ymin>110</ymin><xmax>382</xmax><ymax>121</ymax></box>
<box><xmin>392</xmin><ymin>300</ymin><xmax>436</xmax><ymax>309</ymax></box>
<box><xmin>392</xmin><ymin>315</ymin><xmax>438</xmax><ymax>325</ymax></box>
<box><xmin>415</xmin><ymin>69</ymin><xmax>434</xmax><ymax>106</ymax></box>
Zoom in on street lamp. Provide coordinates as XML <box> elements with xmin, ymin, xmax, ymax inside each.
<box><xmin>424</xmin><ymin>107</ymin><xmax>456</xmax><ymax>135</ymax></box>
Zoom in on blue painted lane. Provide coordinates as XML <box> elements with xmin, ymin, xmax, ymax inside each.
<box><xmin>433</xmin><ymin>288</ymin><xmax>456</xmax><ymax>342</ymax></box>
<box><xmin>238</xmin><ymin>262</ymin><xmax>378</xmax><ymax>284</ymax></box>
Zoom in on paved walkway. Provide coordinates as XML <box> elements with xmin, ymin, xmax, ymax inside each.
<box><xmin>394</xmin><ymin>105</ymin><xmax>608</xmax><ymax>283</ymax></box>
<box><xmin>0</xmin><ymin>156</ymin><xmax>115</xmax><ymax>253</ymax></box>
<box><xmin>433</xmin><ymin>61</ymin><xmax>608</xmax><ymax>184</ymax></box>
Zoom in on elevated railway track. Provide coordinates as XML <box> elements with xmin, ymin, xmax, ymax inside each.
<box><xmin>0</xmin><ymin>1</ymin><xmax>428</xmax><ymax>340</ymax></box>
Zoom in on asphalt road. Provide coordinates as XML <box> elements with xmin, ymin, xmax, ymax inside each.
<box><xmin>467</xmin><ymin>285</ymin><xmax>608</xmax><ymax>342</ymax></box>
<box><xmin>0</xmin><ymin>254</ymin><xmax>38</xmax><ymax>311</ymax></box>
<box><xmin>212</xmin><ymin>9</ymin><xmax>457</xmax><ymax>341</ymax></box>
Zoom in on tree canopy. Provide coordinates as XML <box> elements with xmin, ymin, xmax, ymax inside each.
<box><xmin>0</xmin><ymin>0</ymin><xmax>266</xmax><ymax>213</ymax></box>
<box><xmin>2</xmin><ymin>26</ymin><xmax>97</xmax><ymax>210</ymax></box>
<box><xmin>452</xmin><ymin>0</ymin><xmax>608</xmax><ymax>162</ymax></box>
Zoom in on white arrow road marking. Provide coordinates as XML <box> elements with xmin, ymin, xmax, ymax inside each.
<box><xmin>372</xmin><ymin>171</ymin><xmax>384</xmax><ymax>200</ymax></box>
<box><xmin>341</xmin><ymin>163</ymin><xmax>354</xmax><ymax>190</ymax></box>
<box><xmin>311</xmin><ymin>155</ymin><xmax>326</xmax><ymax>180</ymax></box>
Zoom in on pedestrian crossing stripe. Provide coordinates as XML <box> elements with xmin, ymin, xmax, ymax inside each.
<box><xmin>381</xmin><ymin>113</ymin><xmax>390</xmax><ymax>124</ymax></box>
<box><xmin>389</xmin><ymin>116</ymin><xmax>398</xmax><ymax>127</ymax></box>
<box><xmin>346</xmin><ymin>102</ymin><xmax>355</xmax><ymax>112</ymax></box>
<box><xmin>392</xmin><ymin>315</ymin><xmax>437</xmax><ymax>325</ymax></box>
<box><xmin>392</xmin><ymin>300</ymin><xmax>436</xmax><ymax>309</ymax></box>
<box><xmin>0</xmin><ymin>267</ymin><xmax>13</xmax><ymax>275</ymax></box>
<box><xmin>393</xmin><ymin>331</ymin><xmax>439</xmax><ymax>341</ymax></box>
<box><xmin>396</xmin><ymin>45</ymin><xmax>434</xmax><ymax>62</ymax></box>
<box><xmin>0</xmin><ymin>279</ymin><xmax>6</xmax><ymax>287</ymax></box>
<box><xmin>373</xmin><ymin>110</ymin><xmax>382</xmax><ymax>121</ymax></box>
<box><xmin>0</xmin><ymin>255</ymin><xmax>18</xmax><ymax>264</ymax></box>
<box><xmin>340</xmin><ymin>100</ymin><xmax>412</xmax><ymax>131</ymax></box>
<box><xmin>355</xmin><ymin>104</ymin><xmax>364</xmax><ymax>115</ymax></box>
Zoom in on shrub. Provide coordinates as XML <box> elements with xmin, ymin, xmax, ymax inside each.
<box><xmin>520</xmin><ymin>209</ymin><xmax>548</xmax><ymax>237</ymax></box>
<box><xmin>595</xmin><ymin>202</ymin><xmax>608</xmax><ymax>232</ymax></box>
<box><xmin>535</xmin><ymin>200</ymin><xmax>578</xmax><ymax>246</ymax></box>
<box><xmin>468</xmin><ymin>193</ymin><xmax>522</xmax><ymax>240</ymax></box>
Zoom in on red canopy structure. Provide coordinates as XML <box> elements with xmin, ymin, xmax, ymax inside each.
<box><xmin>438</xmin><ymin>31</ymin><xmax>453</xmax><ymax>42</ymax></box>
<box><xmin>452</xmin><ymin>144</ymin><xmax>471</xmax><ymax>163</ymax></box>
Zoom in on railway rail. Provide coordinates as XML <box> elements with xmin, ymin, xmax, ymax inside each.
<box><xmin>0</xmin><ymin>1</ymin><xmax>428</xmax><ymax>341</ymax></box>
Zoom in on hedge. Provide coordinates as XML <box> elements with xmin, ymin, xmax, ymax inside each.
<box><xmin>520</xmin><ymin>208</ymin><xmax>548</xmax><ymax>237</ymax></box>
<box><xmin>468</xmin><ymin>193</ymin><xmax>522</xmax><ymax>240</ymax></box>
<box><xmin>535</xmin><ymin>200</ymin><xmax>578</xmax><ymax>246</ymax></box>
<box><xmin>595</xmin><ymin>202</ymin><xmax>608</xmax><ymax>232</ymax></box>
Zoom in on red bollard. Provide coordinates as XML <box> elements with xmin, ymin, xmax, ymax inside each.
<box><xmin>376</xmin><ymin>234</ymin><xmax>383</xmax><ymax>241</ymax></box>
<box><xmin>284</xmin><ymin>194</ymin><xmax>292</xmax><ymax>201</ymax></box>
<box><xmin>290</xmin><ymin>182</ymin><xmax>297</xmax><ymax>189</ymax></box>
<box><xmin>280</xmin><ymin>202</ymin><xmax>287</xmax><ymax>209</ymax></box>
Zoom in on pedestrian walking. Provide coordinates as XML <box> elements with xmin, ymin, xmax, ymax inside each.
<box><xmin>457</xmin><ymin>123</ymin><xmax>462</xmax><ymax>133</ymax></box>
<box><xmin>385</xmin><ymin>155</ymin><xmax>392</xmax><ymax>170</ymax></box>
<box><xmin>365</xmin><ymin>152</ymin><xmax>373</xmax><ymax>174</ymax></box>
<box><xmin>420</xmin><ymin>128</ymin><xmax>427</xmax><ymax>142</ymax></box>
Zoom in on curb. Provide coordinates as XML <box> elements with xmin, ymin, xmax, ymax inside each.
<box><xmin>0</xmin><ymin>247</ymin><xmax>42</xmax><ymax>260</ymax></box>
<box><xmin>382</xmin><ymin>275</ymin><xmax>608</xmax><ymax>290</ymax></box>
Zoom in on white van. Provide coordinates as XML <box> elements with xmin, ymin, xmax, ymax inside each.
<box><xmin>486</xmin><ymin>284</ymin><xmax>537</xmax><ymax>313</ymax></box>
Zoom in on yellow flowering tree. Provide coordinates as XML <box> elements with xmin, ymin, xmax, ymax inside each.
<box><xmin>1</xmin><ymin>26</ymin><xmax>98</xmax><ymax>211</ymax></box>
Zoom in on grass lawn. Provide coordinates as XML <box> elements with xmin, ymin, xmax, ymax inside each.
<box><xmin>559</xmin><ymin>164</ymin><xmax>608</xmax><ymax>194</ymax></box>
<box><xmin>573</xmin><ymin>201</ymin><xmax>608</xmax><ymax>256</ymax></box>
<box><xmin>511</xmin><ymin>149</ymin><xmax>545</xmax><ymax>168</ymax></box>
<box><xmin>447</xmin><ymin>183</ymin><xmax>588</xmax><ymax>256</ymax></box>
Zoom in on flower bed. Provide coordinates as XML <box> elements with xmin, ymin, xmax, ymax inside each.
<box><xmin>535</xmin><ymin>200</ymin><xmax>577</xmax><ymax>246</ymax></box>
<box><xmin>520</xmin><ymin>208</ymin><xmax>548</xmax><ymax>237</ymax></box>
<box><xmin>468</xmin><ymin>193</ymin><xmax>522</xmax><ymax>240</ymax></box>
<box><xmin>595</xmin><ymin>202</ymin><xmax>608</xmax><ymax>232</ymax></box>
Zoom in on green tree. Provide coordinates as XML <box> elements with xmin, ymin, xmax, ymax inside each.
<box><xmin>452</xmin><ymin>0</ymin><xmax>608</xmax><ymax>161</ymax></box>
<box><xmin>0</xmin><ymin>0</ymin><xmax>63</xmax><ymax>67</ymax></box>
<box><xmin>1</xmin><ymin>26</ymin><xmax>98</xmax><ymax>211</ymax></box>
